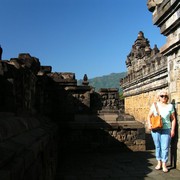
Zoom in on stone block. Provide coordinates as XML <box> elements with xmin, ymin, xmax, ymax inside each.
<box><xmin>26</xmin><ymin>117</ymin><xmax>40</xmax><ymax>129</ymax></box>
<box><xmin>8</xmin><ymin>157</ymin><xmax>25</xmax><ymax>180</ymax></box>
<box><xmin>0</xmin><ymin>118</ymin><xmax>27</xmax><ymax>141</ymax></box>
<box><xmin>0</xmin><ymin>170</ymin><xmax>11</xmax><ymax>180</ymax></box>
<box><xmin>0</xmin><ymin>140</ymin><xmax>26</xmax><ymax>156</ymax></box>
<box><xmin>0</xmin><ymin>146</ymin><xmax>15</xmax><ymax>168</ymax></box>
<box><xmin>21</xmin><ymin>150</ymin><xmax>35</xmax><ymax>170</ymax></box>
<box><xmin>23</xmin><ymin>159</ymin><xmax>40</xmax><ymax>180</ymax></box>
<box><xmin>101</xmin><ymin>114</ymin><xmax>119</xmax><ymax>122</ymax></box>
<box><xmin>11</xmin><ymin>132</ymin><xmax>36</xmax><ymax>147</ymax></box>
<box><xmin>135</xmin><ymin>139</ymin><xmax>146</xmax><ymax>145</ymax></box>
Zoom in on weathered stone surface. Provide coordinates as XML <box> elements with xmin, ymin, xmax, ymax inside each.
<box><xmin>121</xmin><ymin>32</ymin><xmax>167</xmax><ymax>97</ymax></box>
<box><xmin>117</xmin><ymin>113</ymin><xmax>135</xmax><ymax>121</ymax></box>
<box><xmin>0</xmin><ymin>113</ymin><xmax>58</xmax><ymax>180</ymax></box>
<box><xmin>99</xmin><ymin>88</ymin><xmax>120</xmax><ymax>111</ymax></box>
<box><xmin>146</xmin><ymin>0</ymin><xmax>180</xmax><ymax>170</ymax></box>
<box><xmin>120</xmin><ymin>32</ymin><xmax>168</xmax><ymax>128</ymax></box>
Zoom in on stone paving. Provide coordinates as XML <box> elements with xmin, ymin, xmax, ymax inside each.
<box><xmin>55</xmin><ymin>149</ymin><xmax>180</xmax><ymax>180</ymax></box>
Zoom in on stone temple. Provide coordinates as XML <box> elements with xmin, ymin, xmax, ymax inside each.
<box><xmin>0</xmin><ymin>0</ymin><xmax>179</xmax><ymax>179</ymax></box>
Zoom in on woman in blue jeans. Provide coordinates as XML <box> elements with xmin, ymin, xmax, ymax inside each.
<box><xmin>147</xmin><ymin>89</ymin><xmax>176</xmax><ymax>173</ymax></box>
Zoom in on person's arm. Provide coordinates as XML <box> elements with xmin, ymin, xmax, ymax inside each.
<box><xmin>147</xmin><ymin>109</ymin><xmax>153</xmax><ymax>130</ymax></box>
<box><xmin>170</xmin><ymin>112</ymin><xmax>176</xmax><ymax>137</ymax></box>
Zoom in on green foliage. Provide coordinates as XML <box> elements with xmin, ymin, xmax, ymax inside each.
<box><xmin>78</xmin><ymin>72</ymin><xmax>127</xmax><ymax>92</ymax></box>
<box><xmin>119</xmin><ymin>91</ymin><xmax>124</xmax><ymax>100</ymax></box>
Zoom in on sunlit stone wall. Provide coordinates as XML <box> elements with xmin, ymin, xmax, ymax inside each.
<box><xmin>148</xmin><ymin>0</ymin><xmax>180</xmax><ymax>169</ymax></box>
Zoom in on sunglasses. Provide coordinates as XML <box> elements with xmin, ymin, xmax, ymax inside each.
<box><xmin>160</xmin><ymin>95</ymin><xmax>168</xmax><ymax>98</ymax></box>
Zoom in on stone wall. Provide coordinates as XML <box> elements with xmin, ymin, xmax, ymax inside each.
<box><xmin>0</xmin><ymin>54</ymin><xmax>58</xmax><ymax>180</ymax></box>
<box><xmin>125</xmin><ymin>92</ymin><xmax>156</xmax><ymax>124</ymax></box>
<box><xmin>0</xmin><ymin>113</ymin><xmax>58</xmax><ymax>180</ymax></box>
<box><xmin>60</xmin><ymin>116</ymin><xmax>145</xmax><ymax>152</ymax></box>
<box><xmin>0</xmin><ymin>53</ymin><xmax>146</xmax><ymax>179</ymax></box>
<box><xmin>121</xmin><ymin>0</ymin><xmax>180</xmax><ymax>170</ymax></box>
<box><xmin>120</xmin><ymin>31</ymin><xmax>168</xmax><ymax>129</ymax></box>
<box><xmin>58</xmin><ymin>87</ymin><xmax>145</xmax><ymax>153</ymax></box>
<box><xmin>147</xmin><ymin>0</ymin><xmax>180</xmax><ymax>170</ymax></box>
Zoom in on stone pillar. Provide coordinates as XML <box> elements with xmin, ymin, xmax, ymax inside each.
<box><xmin>147</xmin><ymin>0</ymin><xmax>180</xmax><ymax>169</ymax></box>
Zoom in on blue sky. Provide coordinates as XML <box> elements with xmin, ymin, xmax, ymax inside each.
<box><xmin>0</xmin><ymin>0</ymin><xmax>165</xmax><ymax>80</ymax></box>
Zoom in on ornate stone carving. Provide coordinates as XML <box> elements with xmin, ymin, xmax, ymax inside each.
<box><xmin>125</xmin><ymin>31</ymin><xmax>158</xmax><ymax>71</ymax></box>
<box><xmin>121</xmin><ymin>31</ymin><xmax>167</xmax><ymax>96</ymax></box>
<box><xmin>147</xmin><ymin>0</ymin><xmax>164</xmax><ymax>12</ymax></box>
<box><xmin>98</xmin><ymin>88</ymin><xmax>120</xmax><ymax>111</ymax></box>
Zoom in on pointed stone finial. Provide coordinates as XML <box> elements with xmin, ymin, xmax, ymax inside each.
<box><xmin>153</xmin><ymin>44</ymin><xmax>159</xmax><ymax>54</ymax></box>
<box><xmin>0</xmin><ymin>45</ymin><xmax>3</xmax><ymax>60</ymax></box>
<box><xmin>82</xmin><ymin>74</ymin><xmax>89</xmax><ymax>86</ymax></box>
<box><xmin>138</xmin><ymin>31</ymin><xmax>144</xmax><ymax>38</ymax></box>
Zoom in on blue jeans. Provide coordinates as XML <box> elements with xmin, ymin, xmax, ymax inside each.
<box><xmin>151</xmin><ymin>129</ymin><xmax>171</xmax><ymax>163</ymax></box>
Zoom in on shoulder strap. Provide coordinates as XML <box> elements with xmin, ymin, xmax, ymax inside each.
<box><xmin>154</xmin><ymin>102</ymin><xmax>160</xmax><ymax>115</ymax></box>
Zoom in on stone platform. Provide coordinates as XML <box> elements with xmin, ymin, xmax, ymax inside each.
<box><xmin>59</xmin><ymin>114</ymin><xmax>145</xmax><ymax>152</ymax></box>
<box><xmin>55</xmin><ymin>149</ymin><xmax>180</xmax><ymax>180</ymax></box>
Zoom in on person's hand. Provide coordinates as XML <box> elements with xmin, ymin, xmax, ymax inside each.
<box><xmin>171</xmin><ymin>130</ymin><xmax>175</xmax><ymax>138</ymax></box>
<box><xmin>148</xmin><ymin>123</ymin><xmax>152</xmax><ymax>130</ymax></box>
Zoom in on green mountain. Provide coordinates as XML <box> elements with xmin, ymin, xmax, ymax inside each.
<box><xmin>78</xmin><ymin>72</ymin><xmax>127</xmax><ymax>92</ymax></box>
